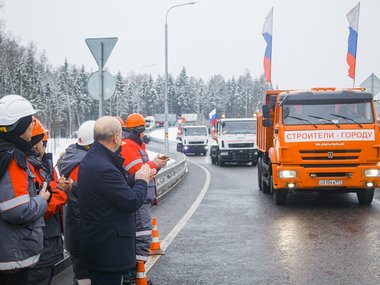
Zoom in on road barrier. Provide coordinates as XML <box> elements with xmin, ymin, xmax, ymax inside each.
<box><xmin>156</xmin><ymin>151</ymin><xmax>187</xmax><ymax>201</ymax></box>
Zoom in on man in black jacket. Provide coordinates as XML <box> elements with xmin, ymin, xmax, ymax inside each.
<box><xmin>78</xmin><ymin>116</ymin><xmax>156</xmax><ymax>285</ymax></box>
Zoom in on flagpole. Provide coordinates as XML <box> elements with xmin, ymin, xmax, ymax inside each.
<box><xmin>353</xmin><ymin>6</ymin><xmax>359</xmax><ymax>88</ymax></box>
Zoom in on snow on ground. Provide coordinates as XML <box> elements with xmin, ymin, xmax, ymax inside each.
<box><xmin>148</xmin><ymin>127</ymin><xmax>178</xmax><ymax>142</ymax></box>
<box><xmin>47</xmin><ymin>127</ymin><xmax>180</xmax><ymax>170</ymax></box>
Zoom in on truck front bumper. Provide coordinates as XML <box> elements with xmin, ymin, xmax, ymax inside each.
<box><xmin>219</xmin><ymin>149</ymin><xmax>259</xmax><ymax>163</ymax></box>
<box><xmin>273</xmin><ymin>165</ymin><xmax>380</xmax><ymax>191</ymax></box>
<box><xmin>183</xmin><ymin>145</ymin><xmax>208</xmax><ymax>153</ymax></box>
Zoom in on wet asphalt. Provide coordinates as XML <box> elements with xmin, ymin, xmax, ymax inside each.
<box><xmin>148</xmin><ymin>154</ymin><xmax>380</xmax><ymax>285</ymax></box>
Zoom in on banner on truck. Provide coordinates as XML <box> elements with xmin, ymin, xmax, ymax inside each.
<box><xmin>285</xmin><ymin>129</ymin><xmax>374</xmax><ymax>143</ymax></box>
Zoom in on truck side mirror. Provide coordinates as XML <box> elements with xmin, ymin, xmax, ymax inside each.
<box><xmin>262</xmin><ymin>105</ymin><xmax>270</xmax><ymax>118</ymax></box>
<box><xmin>263</xmin><ymin>119</ymin><xmax>273</xmax><ymax>127</ymax></box>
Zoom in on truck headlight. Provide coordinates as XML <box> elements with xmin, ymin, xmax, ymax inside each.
<box><xmin>364</xmin><ymin>169</ymin><xmax>380</xmax><ymax>177</ymax></box>
<box><xmin>220</xmin><ymin>151</ymin><xmax>229</xmax><ymax>156</ymax></box>
<box><xmin>279</xmin><ymin>170</ymin><xmax>296</xmax><ymax>178</ymax></box>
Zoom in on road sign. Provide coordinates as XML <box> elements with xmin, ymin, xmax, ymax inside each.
<box><xmin>360</xmin><ymin>73</ymin><xmax>380</xmax><ymax>99</ymax></box>
<box><xmin>85</xmin><ymin>37</ymin><xmax>118</xmax><ymax>68</ymax></box>
<box><xmin>87</xmin><ymin>70</ymin><xmax>116</xmax><ymax>101</ymax></box>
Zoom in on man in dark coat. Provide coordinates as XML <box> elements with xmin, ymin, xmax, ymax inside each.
<box><xmin>78</xmin><ymin>116</ymin><xmax>156</xmax><ymax>285</ymax></box>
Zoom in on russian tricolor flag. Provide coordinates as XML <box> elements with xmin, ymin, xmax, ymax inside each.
<box><xmin>346</xmin><ymin>3</ymin><xmax>360</xmax><ymax>80</ymax></box>
<box><xmin>262</xmin><ymin>8</ymin><xmax>273</xmax><ymax>83</ymax></box>
<box><xmin>209</xmin><ymin>108</ymin><xmax>216</xmax><ymax>126</ymax></box>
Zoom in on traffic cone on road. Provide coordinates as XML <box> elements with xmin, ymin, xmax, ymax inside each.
<box><xmin>149</xmin><ymin>217</ymin><xmax>165</xmax><ymax>255</ymax></box>
<box><xmin>135</xmin><ymin>260</ymin><xmax>148</xmax><ymax>285</ymax></box>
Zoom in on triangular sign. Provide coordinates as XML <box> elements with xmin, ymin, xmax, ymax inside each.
<box><xmin>85</xmin><ymin>37</ymin><xmax>118</xmax><ymax>68</ymax></box>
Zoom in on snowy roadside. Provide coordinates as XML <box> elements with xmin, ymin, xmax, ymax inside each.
<box><xmin>47</xmin><ymin>127</ymin><xmax>180</xmax><ymax>170</ymax></box>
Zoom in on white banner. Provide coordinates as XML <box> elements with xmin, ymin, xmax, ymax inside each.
<box><xmin>284</xmin><ymin>129</ymin><xmax>374</xmax><ymax>143</ymax></box>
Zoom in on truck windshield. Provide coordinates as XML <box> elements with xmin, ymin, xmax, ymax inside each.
<box><xmin>282</xmin><ymin>101</ymin><xmax>374</xmax><ymax>126</ymax></box>
<box><xmin>222</xmin><ymin>121</ymin><xmax>256</xmax><ymax>134</ymax></box>
<box><xmin>184</xmin><ymin>127</ymin><xmax>208</xmax><ymax>136</ymax></box>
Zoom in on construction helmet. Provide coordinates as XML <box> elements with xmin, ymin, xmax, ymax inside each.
<box><xmin>30</xmin><ymin>117</ymin><xmax>47</xmax><ymax>146</ymax></box>
<box><xmin>0</xmin><ymin>95</ymin><xmax>37</xmax><ymax>132</ymax></box>
<box><xmin>31</xmin><ymin>117</ymin><xmax>47</xmax><ymax>138</ymax></box>
<box><xmin>77</xmin><ymin>120</ymin><xmax>96</xmax><ymax>146</ymax></box>
<box><xmin>125</xmin><ymin>113</ymin><xmax>146</xmax><ymax>129</ymax></box>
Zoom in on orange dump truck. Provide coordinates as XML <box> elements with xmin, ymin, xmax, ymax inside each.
<box><xmin>256</xmin><ymin>88</ymin><xmax>380</xmax><ymax>205</ymax></box>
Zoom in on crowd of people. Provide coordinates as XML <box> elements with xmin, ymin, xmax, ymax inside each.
<box><xmin>0</xmin><ymin>95</ymin><xmax>169</xmax><ymax>285</ymax></box>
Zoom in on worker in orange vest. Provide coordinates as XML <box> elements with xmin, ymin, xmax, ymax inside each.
<box><xmin>121</xmin><ymin>113</ymin><xmax>169</xmax><ymax>285</ymax></box>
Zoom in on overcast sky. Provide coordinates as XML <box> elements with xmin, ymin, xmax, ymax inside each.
<box><xmin>1</xmin><ymin>0</ymin><xmax>379</xmax><ymax>90</ymax></box>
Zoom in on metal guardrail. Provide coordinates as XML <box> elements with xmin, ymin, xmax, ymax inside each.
<box><xmin>156</xmin><ymin>151</ymin><xmax>188</xmax><ymax>201</ymax></box>
<box><xmin>149</xmin><ymin>132</ymin><xmax>188</xmax><ymax>200</ymax></box>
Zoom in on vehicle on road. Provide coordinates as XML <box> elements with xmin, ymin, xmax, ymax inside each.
<box><xmin>176</xmin><ymin>125</ymin><xmax>209</xmax><ymax>155</ymax></box>
<box><xmin>210</xmin><ymin>118</ymin><xmax>258</xmax><ymax>166</ymax></box>
<box><xmin>145</xmin><ymin>116</ymin><xmax>155</xmax><ymax>131</ymax></box>
<box><xmin>257</xmin><ymin>88</ymin><xmax>380</xmax><ymax>205</ymax></box>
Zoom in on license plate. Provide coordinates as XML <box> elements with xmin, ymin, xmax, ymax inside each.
<box><xmin>319</xmin><ymin>180</ymin><xmax>343</xmax><ymax>185</ymax></box>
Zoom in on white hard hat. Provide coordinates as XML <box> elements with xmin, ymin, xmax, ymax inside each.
<box><xmin>0</xmin><ymin>95</ymin><xmax>37</xmax><ymax>126</ymax></box>
<box><xmin>77</xmin><ymin>120</ymin><xmax>96</xmax><ymax>146</ymax></box>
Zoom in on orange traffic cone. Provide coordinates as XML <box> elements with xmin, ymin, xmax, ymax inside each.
<box><xmin>149</xmin><ymin>217</ymin><xmax>165</xmax><ymax>255</ymax></box>
<box><xmin>135</xmin><ymin>260</ymin><xmax>148</xmax><ymax>285</ymax></box>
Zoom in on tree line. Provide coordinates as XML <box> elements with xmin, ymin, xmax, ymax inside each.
<box><xmin>0</xmin><ymin>26</ymin><xmax>269</xmax><ymax>138</ymax></box>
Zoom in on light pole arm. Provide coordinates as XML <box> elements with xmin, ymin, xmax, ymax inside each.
<box><xmin>165</xmin><ymin>2</ymin><xmax>197</xmax><ymax>24</ymax></box>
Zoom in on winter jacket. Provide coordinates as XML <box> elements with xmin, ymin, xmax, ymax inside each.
<box><xmin>0</xmin><ymin>140</ymin><xmax>47</xmax><ymax>272</ymax></box>
<box><xmin>121</xmin><ymin>133</ymin><xmax>157</xmax><ymax>203</ymax></box>
<box><xmin>58</xmin><ymin>143</ymin><xmax>87</xmax><ymax>256</ymax></box>
<box><xmin>27</xmin><ymin>152</ymin><xmax>67</xmax><ymax>267</ymax></box>
<box><xmin>78</xmin><ymin>141</ymin><xmax>148</xmax><ymax>272</ymax></box>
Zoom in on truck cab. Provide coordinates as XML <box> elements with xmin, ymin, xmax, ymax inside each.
<box><xmin>210</xmin><ymin>118</ymin><xmax>259</xmax><ymax>166</ymax></box>
<box><xmin>176</xmin><ymin>125</ymin><xmax>209</xmax><ymax>155</ymax></box>
<box><xmin>145</xmin><ymin>116</ymin><xmax>155</xmax><ymax>131</ymax></box>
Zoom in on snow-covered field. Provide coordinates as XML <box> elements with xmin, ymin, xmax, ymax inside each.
<box><xmin>48</xmin><ymin>127</ymin><xmax>179</xmax><ymax>169</ymax></box>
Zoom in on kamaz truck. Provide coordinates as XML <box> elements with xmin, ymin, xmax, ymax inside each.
<box><xmin>210</xmin><ymin>118</ymin><xmax>259</xmax><ymax>166</ymax></box>
<box><xmin>176</xmin><ymin>125</ymin><xmax>209</xmax><ymax>155</ymax></box>
<box><xmin>257</xmin><ymin>88</ymin><xmax>380</xmax><ymax>205</ymax></box>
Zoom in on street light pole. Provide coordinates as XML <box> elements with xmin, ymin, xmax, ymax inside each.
<box><xmin>164</xmin><ymin>1</ymin><xmax>196</xmax><ymax>155</ymax></box>
<box><xmin>137</xmin><ymin>64</ymin><xmax>155</xmax><ymax>113</ymax></box>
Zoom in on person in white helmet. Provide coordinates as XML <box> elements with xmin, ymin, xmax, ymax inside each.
<box><xmin>0</xmin><ymin>95</ymin><xmax>51</xmax><ymax>284</ymax></box>
<box><xmin>58</xmin><ymin>120</ymin><xmax>96</xmax><ymax>285</ymax></box>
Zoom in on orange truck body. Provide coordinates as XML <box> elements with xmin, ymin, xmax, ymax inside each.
<box><xmin>256</xmin><ymin>88</ymin><xmax>380</xmax><ymax>205</ymax></box>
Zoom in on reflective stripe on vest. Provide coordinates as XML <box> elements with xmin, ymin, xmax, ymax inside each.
<box><xmin>136</xmin><ymin>255</ymin><xmax>149</xmax><ymax>262</ymax></box>
<box><xmin>0</xmin><ymin>253</ymin><xmax>40</xmax><ymax>270</ymax></box>
<box><xmin>136</xmin><ymin>230</ymin><xmax>152</xmax><ymax>237</ymax></box>
<box><xmin>124</xmin><ymin>158</ymin><xmax>143</xmax><ymax>171</ymax></box>
<box><xmin>0</xmin><ymin>194</ymin><xmax>30</xmax><ymax>212</ymax></box>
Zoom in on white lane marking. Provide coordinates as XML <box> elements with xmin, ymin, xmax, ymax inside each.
<box><xmin>145</xmin><ymin>160</ymin><xmax>211</xmax><ymax>272</ymax></box>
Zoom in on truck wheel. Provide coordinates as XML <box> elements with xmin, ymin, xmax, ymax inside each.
<box><xmin>211</xmin><ymin>156</ymin><xmax>216</xmax><ymax>164</ymax></box>
<box><xmin>270</xmin><ymin>175</ymin><xmax>287</xmax><ymax>205</ymax></box>
<box><xmin>262</xmin><ymin>177</ymin><xmax>271</xmax><ymax>194</ymax></box>
<box><xmin>357</xmin><ymin>188</ymin><xmax>374</xmax><ymax>205</ymax></box>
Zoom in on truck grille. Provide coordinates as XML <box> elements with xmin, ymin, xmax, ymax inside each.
<box><xmin>309</xmin><ymin>172</ymin><xmax>350</xmax><ymax>178</ymax></box>
<box><xmin>299</xmin><ymin>149</ymin><xmax>361</xmax><ymax>161</ymax></box>
<box><xmin>229</xmin><ymin>143</ymin><xmax>254</xmax><ymax>148</ymax></box>
<box><xmin>188</xmin><ymin>141</ymin><xmax>204</xmax><ymax>144</ymax></box>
